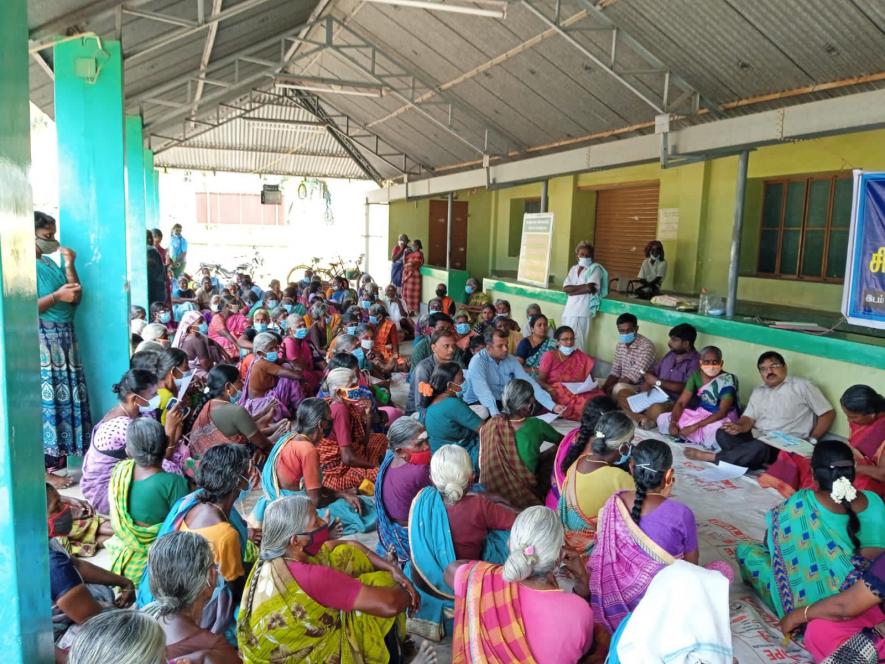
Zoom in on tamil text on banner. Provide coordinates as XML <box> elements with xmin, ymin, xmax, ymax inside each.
<box><xmin>842</xmin><ymin>171</ymin><xmax>885</xmax><ymax>330</ymax></box>
<box><xmin>516</xmin><ymin>212</ymin><xmax>554</xmax><ymax>288</ymax></box>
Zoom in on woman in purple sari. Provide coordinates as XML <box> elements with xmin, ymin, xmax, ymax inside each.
<box><xmin>239</xmin><ymin>332</ymin><xmax>304</xmax><ymax>422</ymax></box>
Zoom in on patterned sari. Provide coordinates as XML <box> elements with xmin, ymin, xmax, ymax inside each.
<box><xmin>452</xmin><ymin>561</ymin><xmax>538</xmax><ymax>664</ymax></box>
<box><xmin>237</xmin><ymin>545</ymin><xmax>402</xmax><ymax>664</ymax></box>
<box><xmin>590</xmin><ymin>492</ymin><xmax>674</xmax><ymax>632</ymax></box>
<box><xmin>401</xmin><ymin>250</ymin><xmax>424</xmax><ymax>314</ymax></box>
<box><xmin>478</xmin><ymin>416</ymin><xmax>541</xmax><ymax>510</ymax></box>
<box><xmin>736</xmin><ymin>489</ymin><xmax>868</xmax><ymax>618</ymax></box>
<box><xmin>557</xmin><ymin>456</ymin><xmax>599</xmax><ymax>555</ymax></box>
<box><xmin>375</xmin><ymin>453</ymin><xmax>411</xmax><ymax>565</ymax></box>
<box><xmin>208</xmin><ymin>314</ymin><xmax>238</xmax><ymax>360</ymax></box>
<box><xmin>317</xmin><ymin>398</ymin><xmax>387</xmax><ymax>491</ymax></box>
<box><xmin>106</xmin><ymin>460</ymin><xmax>162</xmax><ymax>584</ymax></box>
<box><xmin>545</xmin><ymin>428</ymin><xmax>580</xmax><ymax>509</ymax></box>
<box><xmin>538</xmin><ymin>349</ymin><xmax>602</xmax><ymax>422</ymax></box>
<box><xmin>373</xmin><ymin>319</ymin><xmax>397</xmax><ymax>361</ymax></box>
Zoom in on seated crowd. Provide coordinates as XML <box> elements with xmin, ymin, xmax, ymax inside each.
<box><xmin>47</xmin><ymin>251</ymin><xmax>884</xmax><ymax>664</ymax></box>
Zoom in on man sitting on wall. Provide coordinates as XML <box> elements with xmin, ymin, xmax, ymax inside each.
<box><xmin>620</xmin><ymin>323</ymin><xmax>700</xmax><ymax>429</ymax></box>
<box><xmin>601</xmin><ymin>313</ymin><xmax>657</xmax><ymax>399</ymax></box>
<box><xmin>685</xmin><ymin>351</ymin><xmax>835</xmax><ymax>470</ymax></box>
<box><xmin>462</xmin><ymin>328</ymin><xmax>566</xmax><ymax>419</ymax></box>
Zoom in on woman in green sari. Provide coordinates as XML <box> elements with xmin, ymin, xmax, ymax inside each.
<box><xmin>737</xmin><ymin>440</ymin><xmax>885</xmax><ymax>619</ymax></box>
<box><xmin>238</xmin><ymin>495</ymin><xmax>419</xmax><ymax>663</ymax></box>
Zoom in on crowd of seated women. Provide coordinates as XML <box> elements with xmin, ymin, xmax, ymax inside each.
<box><xmin>47</xmin><ymin>267</ymin><xmax>884</xmax><ymax>664</ymax></box>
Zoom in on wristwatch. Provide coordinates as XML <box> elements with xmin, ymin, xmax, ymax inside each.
<box><xmin>654</xmin><ymin>380</ymin><xmax>662</xmax><ymax>388</ymax></box>
<box><xmin>809</xmin><ymin>437</ymin><xmax>818</xmax><ymax>445</ymax></box>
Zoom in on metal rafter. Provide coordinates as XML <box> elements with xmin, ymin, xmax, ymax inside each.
<box><xmin>152</xmin><ymin>143</ymin><xmax>349</xmax><ymax>158</ymax></box>
<box><xmin>29</xmin><ymin>0</ymin><xmax>153</xmax><ymax>40</ymax></box>
<box><xmin>191</xmin><ymin>0</ymin><xmax>224</xmax><ymax>116</ymax></box>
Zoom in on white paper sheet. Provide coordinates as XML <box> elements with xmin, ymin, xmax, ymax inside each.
<box><xmin>696</xmin><ymin>461</ymin><xmax>748</xmax><ymax>482</ymax></box>
<box><xmin>536</xmin><ymin>412</ymin><xmax>560</xmax><ymax>424</ymax></box>
<box><xmin>626</xmin><ymin>385</ymin><xmax>670</xmax><ymax>412</ymax></box>
<box><xmin>176</xmin><ymin>371</ymin><xmax>195</xmax><ymax>400</ymax></box>
<box><xmin>562</xmin><ymin>374</ymin><xmax>598</xmax><ymax>395</ymax></box>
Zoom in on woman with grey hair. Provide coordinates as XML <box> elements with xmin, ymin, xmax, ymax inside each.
<box><xmin>406</xmin><ymin>444</ymin><xmax>516</xmax><ymax>640</ymax></box>
<box><xmin>478</xmin><ymin>379</ymin><xmax>564</xmax><ymax>510</ymax></box>
<box><xmin>308</xmin><ymin>299</ymin><xmax>338</xmax><ymax>351</ymax></box>
<box><xmin>375</xmin><ymin>418</ymin><xmax>433</xmax><ymax>563</ymax></box>
<box><xmin>68</xmin><ymin>610</ymin><xmax>166</xmax><ymax>664</ymax></box>
<box><xmin>142</xmin><ymin>531</ymin><xmax>239</xmax><ymax>662</ymax></box>
<box><xmin>368</xmin><ymin>301</ymin><xmax>401</xmax><ymax>364</ymax></box>
<box><xmin>250</xmin><ymin>398</ymin><xmax>377</xmax><ymax>535</ymax></box>
<box><xmin>239</xmin><ymin>330</ymin><xmax>304</xmax><ymax>422</ymax></box>
<box><xmin>238</xmin><ymin>495</ymin><xmax>418</xmax><ymax>663</ymax></box>
<box><xmin>449</xmin><ymin>506</ymin><xmax>593</xmax><ymax>663</ymax></box>
<box><xmin>281</xmin><ymin>312</ymin><xmax>325</xmax><ymax>394</ymax></box>
<box><xmin>107</xmin><ymin>418</ymin><xmax>190</xmax><ymax>584</ymax></box>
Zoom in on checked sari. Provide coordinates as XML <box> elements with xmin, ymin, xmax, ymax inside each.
<box><xmin>478</xmin><ymin>416</ymin><xmax>541</xmax><ymax>510</ymax></box>
<box><xmin>105</xmin><ymin>460</ymin><xmax>162</xmax><ymax>584</ymax></box>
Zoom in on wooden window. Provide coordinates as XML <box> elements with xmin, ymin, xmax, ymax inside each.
<box><xmin>195</xmin><ymin>192</ymin><xmax>285</xmax><ymax>226</ymax></box>
<box><xmin>756</xmin><ymin>174</ymin><xmax>850</xmax><ymax>281</ymax></box>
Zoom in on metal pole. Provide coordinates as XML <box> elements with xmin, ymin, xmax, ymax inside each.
<box><xmin>726</xmin><ymin>150</ymin><xmax>749</xmax><ymax>318</ymax></box>
<box><xmin>540</xmin><ymin>180</ymin><xmax>548</xmax><ymax>212</ymax></box>
<box><xmin>446</xmin><ymin>192</ymin><xmax>453</xmax><ymax>270</ymax></box>
<box><xmin>364</xmin><ymin>201</ymin><xmax>371</xmax><ymax>277</ymax></box>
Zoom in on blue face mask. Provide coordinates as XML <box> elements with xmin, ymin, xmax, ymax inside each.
<box><xmin>619</xmin><ymin>332</ymin><xmax>636</xmax><ymax>345</ymax></box>
<box><xmin>239</xmin><ymin>347</ymin><xmax>248</xmax><ymax>358</ymax></box>
<box><xmin>616</xmin><ymin>443</ymin><xmax>632</xmax><ymax>466</ymax></box>
<box><xmin>283</xmin><ymin>303</ymin><xmax>294</xmax><ymax>313</ymax></box>
<box><xmin>455</xmin><ymin>322</ymin><xmax>470</xmax><ymax>335</ymax></box>
<box><xmin>465</xmin><ymin>285</ymin><xmax>475</xmax><ymax>294</ymax></box>
<box><xmin>255</xmin><ymin>323</ymin><xmax>269</xmax><ymax>333</ymax></box>
<box><xmin>360</xmin><ymin>300</ymin><xmax>371</xmax><ymax>309</ymax></box>
<box><xmin>229</xmin><ymin>387</ymin><xmax>242</xmax><ymax>404</ymax></box>
<box><xmin>265</xmin><ymin>351</ymin><xmax>279</xmax><ymax>363</ymax></box>
<box><xmin>346</xmin><ymin>325</ymin><xmax>358</xmax><ymax>335</ymax></box>
<box><xmin>197</xmin><ymin>322</ymin><xmax>209</xmax><ymax>335</ymax></box>
<box><xmin>159</xmin><ymin>312</ymin><xmax>171</xmax><ymax>324</ymax></box>
<box><xmin>266</xmin><ymin>300</ymin><xmax>279</xmax><ymax>310</ymax></box>
<box><xmin>352</xmin><ymin>347</ymin><xmax>366</xmax><ymax>368</ymax></box>
<box><xmin>368</xmin><ymin>315</ymin><xmax>379</xmax><ymax>325</ymax></box>
<box><xmin>294</xmin><ymin>327</ymin><xmax>308</xmax><ymax>339</ymax></box>
<box><xmin>278</xmin><ymin>320</ymin><xmax>288</xmax><ymax>331</ymax></box>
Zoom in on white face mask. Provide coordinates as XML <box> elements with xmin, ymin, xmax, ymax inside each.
<box><xmin>360</xmin><ymin>339</ymin><xmax>374</xmax><ymax>350</ymax></box>
<box><xmin>578</xmin><ymin>257</ymin><xmax>592</xmax><ymax>268</ymax></box>
<box><xmin>173</xmin><ymin>370</ymin><xmax>193</xmax><ymax>388</ymax></box>
<box><xmin>138</xmin><ymin>394</ymin><xmax>161</xmax><ymax>414</ymax></box>
<box><xmin>210</xmin><ymin>303</ymin><xmax>221</xmax><ymax>312</ymax></box>
<box><xmin>559</xmin><ymin>345</ymin><xmax>577</xmax><ymax>356</ymax></box>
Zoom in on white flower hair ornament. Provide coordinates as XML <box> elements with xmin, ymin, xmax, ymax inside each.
<box><xmin>830</xmin><ymin>476</ymin><xmax>857</xmax><ymax>504</ymax></box>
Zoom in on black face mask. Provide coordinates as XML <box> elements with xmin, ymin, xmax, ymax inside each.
<box><xmin>322</xmin><ymin>419</ymin><xmax>333</xmax><ymax>437</ymax></box>
<box><xmin>436</xmin><ymin>290</ymin><xmax>446</xmax><ymax>298</ymax></box>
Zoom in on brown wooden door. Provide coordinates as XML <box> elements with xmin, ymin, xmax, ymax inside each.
<box><xmin>593</xmin><ymin>184</ymin><xmax>660</xmax><ymax>280</ymax></box>
<box><xmin>428</xmin><ymin>199</ymin><xmax>468</xmax><ymax>269</ymax></box>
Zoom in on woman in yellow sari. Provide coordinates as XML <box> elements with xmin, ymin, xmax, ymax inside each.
<box><xmin>238</xmin><ymin>495</ymin><xmax>419</xmax><ymax>663</ymax></box>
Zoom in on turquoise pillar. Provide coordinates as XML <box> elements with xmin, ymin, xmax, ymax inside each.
<box><xmin>153</xmin><ymin>169</ymin><xmax>161</xmax><ymax>227</ymax></box>
<box><xmin>125</xmin><ymin>116</ymin><xmax>148</xmax><ymax>309</ymax></box>
<box><xmin>54</xmin><ymin>37</ymin><xmax>130</xmax><ymax>417</ymax></box>
<box><xmin>0</xmin><ymin>1</ymin><xmax>54</xmax><ymax>661</ymax></box>
<box><xmin>144</xmin><ymin>149</ymin><xmax>157</xmax><ymax>230</ymax></box>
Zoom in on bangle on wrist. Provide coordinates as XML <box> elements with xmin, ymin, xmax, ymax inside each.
<box><xmin>804</xmin><ymin>605</ymin><xmax>810</xmax><ymax>623</ymax></box>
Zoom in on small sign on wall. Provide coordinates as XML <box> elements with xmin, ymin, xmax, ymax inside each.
<box><xmin>517</xmin><ymin>212</ymin><xmax>554</xmax><ymax>288</ymax></box>
<box><xmin>842</xmin><ymin>170</ymin><xmax>885</xmax><ymax>330</ymax></box>
<box><xmin>658</xmin><ymin>207</ymin><xmax>679</xmax><ymax>240</ymax></box>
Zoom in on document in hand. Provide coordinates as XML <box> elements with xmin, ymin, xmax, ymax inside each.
<box><xmin>626</xmin><ymin>385</ymin><xmax>670</xmax><ymax>412</ymax></box>
<box><xmin>562</xmin><ymin>374</ymin><xmax>599</xmax><ymax>395</ymax></box>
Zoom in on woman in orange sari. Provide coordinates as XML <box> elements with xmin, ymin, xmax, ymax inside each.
<box><xmin>368</xmin><ymin>303</ymin><xmax>399</xmax><ymax>362</ymax></box>
<box><xmin>537</xmin><ymin>325</ymin><xmax>604</xmax><ymax>421</ymax></box>
<box><xmin>760</xmin><ymin>385</ymin><xmax>885</xmax><ymax>498</ymax></box>
<box><xmin>401</xmin><ymin>239</ymin><xmax>424</xmax><ymax>315</ymax></box>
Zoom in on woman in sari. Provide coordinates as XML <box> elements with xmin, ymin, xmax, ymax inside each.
<box><xmin>760</xmin><ymin>385</ymin><xmax>885</xmax><ymax>499</ymax></box>
<box><xmin>537</xmin><ymin>325</ymin><xmax>604</xmax><ymax>421</ymax></box>
<box><xmin>36</xmin><ymin>211</ymin><xmax>91</xmax><ymax>489</ymax></box>
<box><xmin>308</xmin><ymin>301</ymin><xmax>341</xmax><ymax>352</ymax></box>
<box><xmin>281</xmin><ymin>313</ymin><xmax>326</xmax><ymax>394</ymax></box>
<box><xmin>142</xmin><ymin>532</ymin><xmax>240</xmax><ymax>663</ymax></box>
<box><xmin>46</xmin><ymin>483</ymin><xmax>113</xmax><ymax>559</ymax></box>
<box><xmin>240</xmin><ymin>332</ymin><xmax>304</xmax><ymax>421</ymax></box>
<box><xmin>250</xmin><ymin>398</ymin><xmax>375</xmax><ymax>534</ymax></box>
<box><xmin>369</xmin><ymin>303</ymin><xmax>400</xmax><ymax>362</ymax></box>
<box><xmin>545</xmin><ymin>396</ymin><xmax>618</xmax><ymax>509</ymax></box>
<box><xmin>514</xmin><ymin>314</ymin><xmax>558</xmax><ymax>373</ymax></box>
<box><xmin>401</xmin><ymin>239</ymin><xmax>425</xmax><ymax>316</ymax></box>
<box><xmin>451</xmin><ymin>506</ymin><xmax>593</xmax><ymax>664</ymax></box>
<box><xmin>478</xmin><ymin>380</ymin><xmax>562</xmax><ymax>510</ymax></box>
<box><xmin>317</xmin><ymin>368</ymin><xmax>388</xmax><ymax>491</ymax></box>
<box><xmin>376</xmin><ymin>418</ymin><xmax>432</xmax><ymax>565</ymax></box>
<box><xmin>137</xmin><ymin>444</ymin><xmax>258</xmax><ymax>640</ymax></box>
<box><xmin>780</xmin><ymin>549</ymin><xmax>885</xmax><ymax>664</ymax></box>
<box><xmin>106</xmin><ymin>419</ymin><xmax>189</xmax><ymax>585</ymax></box>
<box><xmin>67</xmin><ymin>610</ymin><xmax>165</xmax><ymax>664</ymax></box>
<box><xmin>81</xmin><ymin>369</ymin><xmax>183</xmax><ymax>515</ymax></box>
<box><xmin>657</xmin><ymin>345</ymin><xmax>738</xmax><ymax>449</ymax></box>
<box><xmin>390</xmin><ymin>234</ymin><xmax>409</xmax><ymax>289</ymax></box>
<box><xmin>422</xmin><ymin>362</ymin><xmax>483</xmax><ymax>466</ymax></box>
<box><xmin>172</xmin><ymin>310</ymin><xmax>226</xmax><ymax>377</ymax></box>
<box><xmin>407</xmin><ymin>445</ymin><xmax>515</xmax><ymax>641</ymax></box>
<box><xmin>238</xmin><ymin>494</ymin><xmax>419</xmax><ymax>664</ymax></box>
<box><xmin>558</xmin><ymin>412</ymin><xmax>635</xmax><ymax>555</ymax></box>
<box><xmin>737</xmin><ymin>440</ymin><xmax>885</xmax><ymax>619</ymax></box>
<box><xmin>463</xmin><ymin>277</ymin><xmax>491</xmax><ymax>321</ymax></box>
<box><xmin>208</xmin><ymin>297</ymin><xmax>245</xmax><ymax>360</ymax></box>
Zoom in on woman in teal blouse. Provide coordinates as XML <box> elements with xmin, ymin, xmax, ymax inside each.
<box><xmin>35</xmin><ymin>211</ymin><xmax>91</xmax><ymax>489</ymax></box>
<box><xmin>421</xmin><ymin>362</ymin><xmax>483</xmax><ymax>467</ymax></box>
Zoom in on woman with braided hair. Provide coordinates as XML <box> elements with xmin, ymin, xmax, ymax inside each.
<box><xmin>738</xmin><ymin>439</ymin><xmax>885</xmax><ymax>619</ymax></box>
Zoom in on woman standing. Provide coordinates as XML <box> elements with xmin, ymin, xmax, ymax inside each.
<box><xmin>36</xmin><ymin>211</ymin><xmax>90</xmax><ymax>488</ymax></box>
<box><xmin>390</xmin><ymin>233</ymin><xmax>409</xmax><ymax>290</ymax></box>
<box><xmin>401</xmin><ymin>239</ymin><xmax>425</xmax><ymax>316</ymax></box>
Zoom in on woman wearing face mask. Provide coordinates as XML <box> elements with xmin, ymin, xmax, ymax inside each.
<box><xmin>142</xmin><ymin>531</ymin><xmax>240</xmax><ymax>662</ymax></box>
<box><xmin>562</xmin><ymin>241</ymin><xmax>609</xmax><ymax>351</ymax></box>
<box><xmin>251</xmin><ymin>398</ymin><xmax>376</xmax><ymax>534</ymax></box>
<box><xmin>238</xmin><ymin>494</ymin><xmax>418</xmax><ymax>663</ymax></box>
<box><xmin>172</xmin><ymin>309</ymin><xmax>224</xmax><ymax>377</ymax></box>
<box><xmin>153</xmin><ymin>348</ymin><xmax>194</xmax><ymax>429</ymax></box>
<box><xmin>239</xmin><ymin>332</ymin><xmax>303</xmax><ymax>422</ymax></box>
<box><xmin>317</xmin><ymin>368</ymin><xmax>389</xmax><ymax>491</ymax></box>
<box><xmin>106</xmin><ymin>418</ymin><xmax>190</xmax><ymax>584</ymax></box>
<box><xmin>463</xmin><ymin>277</ymin><xmax>491</xmax><ymax>321</ymax></box>
<box><xmin>390</xmin><ymin>233</ymin><xmax>409</xmax><ymax>290</ymax></box>
<box><xmin>149</xmin><ymin>301</ymin><xmax>175</xmax><ymax>332</ymax></box>
<box><xmin>383</xmin><ymin>283</ymin><xmax>415</xmax><ymax>340</ymax></box>
<box><xmin>401</xmin><ymin>239</ymin><xmax>425</xmax><ymax>316</ymax></box>
<box><xmin>208</xmin><ymin>296</ymin><xmax>248</xmax><ymax>361</ymax></box>
<box><xmin>81</xmin><ymin>369</ymin><xmax>184</xmax><ymax>515</ymax></box>
<box><xmin>452</xmin><ymin>311</ymin><xmax>476</xmax><ymax>352</ymax></box>
<box><xmin>187</xmin><ymin>365</ymin><xmax>274</xmax><ymax>473</ymax></box>
<box><xmin>356</xmin><ymin>324</ymin><xmax>399</xmax><ymax>380</ymax></box>
<box><xmin>422</xmin><ymin>362</ymin><xmax>483</xmax><ymax>466</ymax></box>
<box><xmin>36</xmin><ymin>213</ymin><xmax>90</xmax><ymax>489</ymax></box>
<box><xmin>634</xmin><ymin>240</ymin><xmax>667</xmax><ymax>300</ymax></box>
<box><xmin>558</xmin><ymin>412</ymin><xmax>636</xmax><ymax>555</ymax></box>
<box><xmin>137</xmin><ymin>444</ymin><xmax>258</xmax><ymax>638</ymax></box>
<box><xmin>434</xmin><ymin>283</ymin><xmax>456</xmax><ymax>316</ymax></box>
<box><xmin>307</xmin><ymin>301</ymin><xmax>340</xmax><ymax>351</ymax></box>
<box><xmin>281</xmin><ymin>313</ymin><xmax>326</xmax><ymax>395</ymax></box>
<box><xmin>657</xmin><ymin>345</ymin><xmax>739</xmax><ymax>449</ymax></box>
<box><xmin>369</xmin><ymin>302</ymin><xmax>402</xmax><ymax>365</ymax></box>
<box><xmin>537</xmin><ymin>325</ymin><xmax>605</xmax><ymax>421</ymax></box>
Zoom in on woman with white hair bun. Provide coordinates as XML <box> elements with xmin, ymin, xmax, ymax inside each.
<box><xmin>405</xmin><ymin>444</ymin><xmax>516</xmax><ymax>641</ymax></box>
<box><xmin>450</xmin><ymin>506</ymin><xmax>593</xmax><ymax>663</ymax></box>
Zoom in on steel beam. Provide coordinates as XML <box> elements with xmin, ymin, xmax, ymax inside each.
<box><xmin>31</xmin><ymin>51</ymin><xmax>54</xmax><ymax>81</ymax></box>
<box><xmin>153</xmin><ymin>143</ymin><xmax>349</xmax><ymax>157</ymax></box>
<box><xmin>191</xmin><ymin>0</ymin><xmax>224</xmax><ymax>116</ymax></box>
<box><xmin>121</xmin><ymin>7</ymin><xmax>197</xmax><ymax>28</ymax></box>
<box><xmin>29</xmin><ymin>0</ymin><xmax>152</xmax><ymax>40</ymax></box>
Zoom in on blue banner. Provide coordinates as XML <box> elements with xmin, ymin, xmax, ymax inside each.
<box><xmin>843</xmin><ymin>172</ymin><xmax>885</xmax><ymax>329</ymax></box>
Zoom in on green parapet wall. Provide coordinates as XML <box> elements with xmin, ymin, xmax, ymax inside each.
<box><xmin>420</xmin><ymin>266</ymin><xmax>470</xmax><ymax>311</ymax></box>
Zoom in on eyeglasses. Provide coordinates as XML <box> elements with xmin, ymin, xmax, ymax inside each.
<box><xmin>757</xmin><ymin>363</ymin><xmax>784</xmax><ymax>372</ymax></box>
<box><xmin>700</xmin><ymin>361</ymin><xmax>722</xmax><ymax>366</ymax></box>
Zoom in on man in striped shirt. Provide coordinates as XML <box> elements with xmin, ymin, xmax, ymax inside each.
<box><xmin>601</xmin><ymin>313</ymin><xmax>657</xmax><ymax>398</ymax></box>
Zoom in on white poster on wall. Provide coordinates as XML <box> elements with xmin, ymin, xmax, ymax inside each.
<box><xmin>517</xmin><ymin>213</ymin><xmax>555</xmax><ymax>288</ymax></box>
<box><xmin>658</xmin><ymin>207</ymin><xmax>679</xmax><ymax>240</ymax></box>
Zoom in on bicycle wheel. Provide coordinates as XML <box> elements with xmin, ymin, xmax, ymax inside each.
<box><xmin>287</xmin><ymin>264</ymin><xmax>313</xmax><ymax>285</ymax></box>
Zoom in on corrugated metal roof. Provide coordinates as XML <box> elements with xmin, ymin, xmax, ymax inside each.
<box><xmin>27</xmin><ymin>0</ymin><xmax>885</xmax><ymax>181</ymax></box>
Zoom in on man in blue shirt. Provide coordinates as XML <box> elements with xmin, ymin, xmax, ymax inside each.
<box><xmin>168</xmin><ymin>223</ymin><xmax>188</xmax><ymax>278</ymax></box>
<box><xmin>463</xmin><ymin>328</ymin><xmax>565</xmax><ymax>418</ymax></box>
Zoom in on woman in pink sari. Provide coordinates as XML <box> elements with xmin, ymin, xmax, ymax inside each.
<box><xmin>537</xmin><ymin>325</ymin><xmax>603</xmax><ymax>421</ymax></box>
<box><xmin>281</xmin><ymin>313</ymin><xmax>325</xmax><ymax>395</ymax></box>
<box><xmin>208</xmin><ymin>296</ymin><xmax>246</xmax><ymax>361</ymax></box>
<box><xmin>760</xmin><ymin>385</ymin><xmax>885</xmax><ymax>499</ymax></box>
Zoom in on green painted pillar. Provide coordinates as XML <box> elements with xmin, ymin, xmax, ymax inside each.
<box><xmin>54</xmin><ymin>37</ymin><xmax>130</xmax><ymax>417</ymax></box>
<box><xmin>0</xmin><ymin>1</ymin><xmax>55</xmax><ymax>661</ymax></box>
<box><xmin>144</xmin><ymin>149</ymin><xmax>157</xmax><ymax>229</ymax></box>
<box><xmin>153</xmin><ymin>169</ymin><xmax>161</xmax><ymax>226</ymax></box>
<box><xmin>126</xmin><ymin>116</ymin><xmax>148</xmax><ymax>309</ymax></box>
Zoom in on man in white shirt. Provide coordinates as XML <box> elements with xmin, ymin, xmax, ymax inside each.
<box><xmin>562</xmin><ymin>241</ymin><xmax>604</xmax><ymax>350</ymax></box>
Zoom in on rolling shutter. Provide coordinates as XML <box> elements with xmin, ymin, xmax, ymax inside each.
<box><xmin>593</xmin><ymin>184</ymin><xmax>661</xmax><ymax>280</ymax></box>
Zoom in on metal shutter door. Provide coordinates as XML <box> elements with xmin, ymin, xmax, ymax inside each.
<box><xmin>593</xmin><ymin>184</ymin><xmax>661</xmax><ymax>280</ymax></box>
